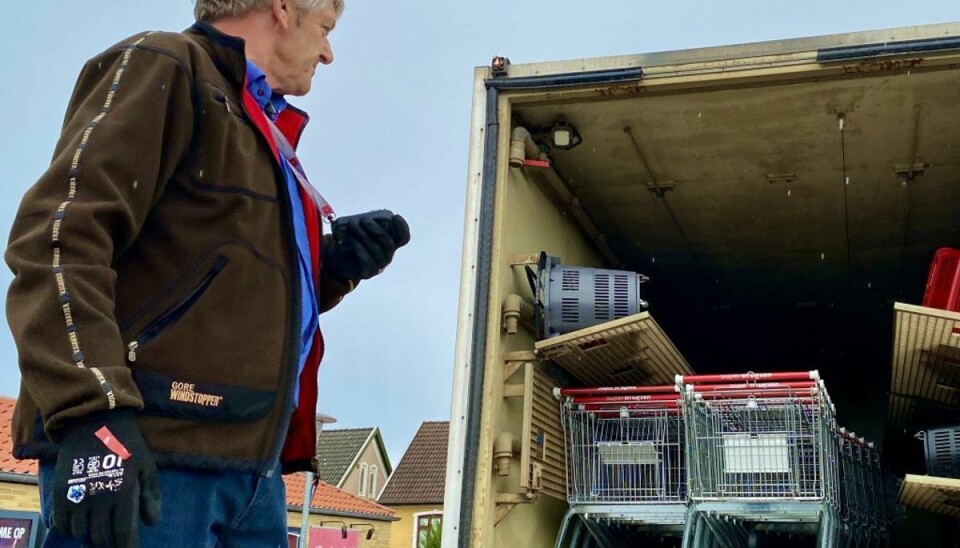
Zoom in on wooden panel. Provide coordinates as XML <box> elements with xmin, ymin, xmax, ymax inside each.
<box><xmin>899</xmin><ymin>474</ymin><xmax>960</xmax><ymax>518</ymax></box>
<box><xmin>534</xmin><ymin>312</ymin><xmax>693</xmax><ymax>386</ymax></box>
<box><xmin>529</xmin><ymin>364</ymin><xmax>566</xmax><ymax>500</ymax></box>
<box><xmin>886</xmin><ymin>303</ymin><xmax>960</xmax><ymax>452</ymax></box>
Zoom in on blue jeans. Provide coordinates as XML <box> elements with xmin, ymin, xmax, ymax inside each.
<box><xmin>39</xmin><ymin>461</ymin><xmax>288</xmax><ymax>547</ymax></box>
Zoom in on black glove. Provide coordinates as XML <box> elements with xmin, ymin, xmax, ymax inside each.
<box><xmin>324</xmin><ymin>209</ymin><xmax>410</xmax><ymax>282</ymax></box>
<box><xmin>52</xmin><ymin>411</ymin><xmax>160</xmax><ymax>548</ymax></box>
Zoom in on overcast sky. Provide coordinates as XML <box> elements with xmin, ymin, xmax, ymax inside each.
<box><xmin>0</xmin><ymin>1</ymin><xmax>956</xmax><ymax>465</ymax></box>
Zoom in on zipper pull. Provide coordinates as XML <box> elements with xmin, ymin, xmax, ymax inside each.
<box><xmin>127</xmin><ymin>341</ymin><xmax>139</xmax><ymax>362</ymax></box>
<box><xmin>213</xmin><ymin>91</ymin><xmax>232</xmax><ymax>114</ymax></box>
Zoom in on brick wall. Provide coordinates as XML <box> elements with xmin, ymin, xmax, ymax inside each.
<box><xmin>0</xmin><ymin>481</ymin><xmax>40</xmax><ymax>513</ymax></box>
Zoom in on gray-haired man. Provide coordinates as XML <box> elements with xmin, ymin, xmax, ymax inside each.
<box><xmin>5</xmin><ymin>0</ymin><xmax>409</xmax><ymax>546</ymax></box>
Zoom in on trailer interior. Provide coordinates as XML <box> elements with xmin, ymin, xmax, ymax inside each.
<box><xmin>464</xmin><ymin>26</ymin><xmax>960</xmax><ymax>548</ymax></box>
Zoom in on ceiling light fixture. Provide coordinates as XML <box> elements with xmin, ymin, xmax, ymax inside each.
<box><xmin>550</xmin><ymin>118</ymin><xmax>582</xmax><ymax>150</ymax></box>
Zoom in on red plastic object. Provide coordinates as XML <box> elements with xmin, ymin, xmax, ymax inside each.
<box><xmin>559</xmin><ymin>384</ymin><xmax>677</xmax><ymax>397</ymax></box>
<box><xmin>522</xmin><ymin>158</ymin><xmax>552</xmax><ymax>168</ymax></box>
<box><xmin>923</xmin><ymin>247</ymin><xmax>960</xmax><ymax>312</ymax></box>
<box><xmin>677</xmin><ymin>371</ymin><xmax>817</xmax><ymax>384</ymax></box>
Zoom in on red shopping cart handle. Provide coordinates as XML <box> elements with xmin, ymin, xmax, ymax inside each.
<box><xmin>690</xmin><ymin>381</ymin><xmax>818</xmax><ymax>392</ymax></box>
<box><xmin>690</xmin><ymin>388</ymin><xmax>821</xmax><ymax>400</ymax></box>
<box><xmin>676</xmin><ymin>370</ymin><xmax>819</xmax><ymax>384</ymax></box>
<box><xmin>694</xmin><ymin>394</ymin><xmax>822</xmax><ymax>405</ymax></box>
<box><xmin>571</xmin><ymin>393</ymin><xmax>681</xmax><ymax>405</ymax></box>
<box><xmin>558</xmin><ymin>384</ymin><xmax>679</xmax><ymax>397</ymax></box>
<box><xmin>583</xmin><ymin>405</ymin><xmax>683</xmax><ymax>416</ymax></box>
<box><xmin>579</xmin><ymin>399</ymin><xmax>683</xmax><ymax>410</ymax></box>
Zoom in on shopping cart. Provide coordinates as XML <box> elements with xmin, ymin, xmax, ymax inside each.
<box><xmin>680</xmin><ymin>371</ymin><xmax>830</xmax><ymax>503</ymax></box>
<box><xmin>554</xmin><ymin>372</ymin><xmax>889</xmax><ymax>547</ymax></box>
<box><xmin>676</xmin><ymin>371</ymin><xmax>837</xmax><ymax>546</ymax></box>
<box><xmin>676</xmin><ymin>371</ymin><xmax>888</xmax><ymax>548</ymax></box>
<box><xmin>832</xmin><ymin>428</ymin><xmax>889</xmax><ymax>547</ymax></box>
<box><xmin>556</xmin><ymin>384</ymin><xmax>688</xmax><ymax>529</ymax></box>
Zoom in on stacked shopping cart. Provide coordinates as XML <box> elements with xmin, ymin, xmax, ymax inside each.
<box><xmin>556</xmin><ymin>371</ymin><xmax>890</xmax><ymax>547</ymax></box>
<box><xmin>558</xmin><ymin>384</ymin><xmax>688</xmax><ymax>529</ymax></box>
<box><xmin>832</xmin><ymin>427</ymin><xmax>887</xmax><ymax>546</ymax></box>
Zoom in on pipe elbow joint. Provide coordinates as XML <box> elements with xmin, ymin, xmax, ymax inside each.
<box><xmin>494</xmin><ymin>431</ymin><xmax>516</xmax><ymax>477</ymax></box>
<box><xmin>502</xmin><ymin>294</ymin><xmax>534</xmax><ymax>335</ymax></box>
<box><xmin>509</xmin><ymin>126</ymin><xmax>542</xmax><ymax>168</ymax></box>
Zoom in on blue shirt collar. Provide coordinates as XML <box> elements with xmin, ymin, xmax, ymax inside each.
<box><xmin>245</xmin><ymin>60</ymin><xmax>288</xmax><ymax>120</ymax></box>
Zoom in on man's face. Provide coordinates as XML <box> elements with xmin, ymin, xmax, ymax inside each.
<box><xmin>273</xmin><ymin>2</ymin><xmax>337</xmax><ymax>96</ymax></box>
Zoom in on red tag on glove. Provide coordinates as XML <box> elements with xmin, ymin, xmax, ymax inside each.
<box><xmin>95</xmin><ymin>426</ymin><xmax>132</xmax><ymax>460</ymax></box>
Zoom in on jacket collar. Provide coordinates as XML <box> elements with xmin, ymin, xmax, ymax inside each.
<box><xmin>185</xmin><ymin>21</ymin><xmax>249</xmax><ymax>90</ymax></box>
<box><xmin>185</xmin><ymin>21</ymin><xmax>310</xmax><ymax>149</ymax></box>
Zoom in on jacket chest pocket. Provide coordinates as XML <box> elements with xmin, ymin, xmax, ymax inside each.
<box><xmin>184</xmin><ymin>82</ymin><xmax>279</xmax><ymax>202</ymax></box>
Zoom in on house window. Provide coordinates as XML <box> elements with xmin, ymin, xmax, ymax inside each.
<box><xmin>415</xmin><ymin>513</ymin><xmax>442</xmax><ymax>548</ymax></box>
<box><xmin>358</xmin><ymin>463</ymin><xmax>368</xmax><ymax>497</ymax></box>
<box><xmin>286</xmin><ymin>527</ymin><xmax>301</xmax><ymax>548</ymax></box>
<box><xmin>369</xmin><ymin>466</ymin><xmax>378</xmax><ymax>498</ymax></box>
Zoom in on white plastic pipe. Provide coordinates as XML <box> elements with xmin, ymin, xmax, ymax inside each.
<box><xmin>508</xmin><ymin>126</ymin><xmax>542</xmax><ymax>168</ymax></box>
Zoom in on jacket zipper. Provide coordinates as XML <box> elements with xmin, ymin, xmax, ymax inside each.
<box><xmin>127</xmin><ymin>257</ymin><xmax>229</xmax><ymax>362</ymax></box>
<box><xmin>264</xmin><ymin>169</ymin><xmax>302</xmax><ymax>477</ymax></box>
<box><xmin>255</xmin><ymin>118</ymin><xmax>303</xmax><ymax>478</ymax></box>
<box><xmin>237</xmin><ymin>76</ymin><xmax>309</xmax><ymax>477</ymax></box>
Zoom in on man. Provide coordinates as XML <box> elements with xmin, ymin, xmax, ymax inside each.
<box><xmin>5</xmin><ymin>0</ymin><xmax>409</xmax><ymax>546</ymax></box>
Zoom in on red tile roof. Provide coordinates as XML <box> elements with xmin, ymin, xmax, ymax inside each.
<box><xmin>0</xmin><ymin>397</ymin><xmax>38</xmax><ymax>476</ymax></box>
<box><xmin>284</xmin><ymin>472</ymin><xmax>396</xmax><ymax>520</ymax></box>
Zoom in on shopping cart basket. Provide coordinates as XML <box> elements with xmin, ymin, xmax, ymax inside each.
<box><xmin>558</xmin><ymin>384</ymin><xmax>686</xmax><ymax>505</ymax></box>
<box><xmin>678</xmin><ymin>371</ymin><xmax>831</xmax><ymax>502</ymax></box>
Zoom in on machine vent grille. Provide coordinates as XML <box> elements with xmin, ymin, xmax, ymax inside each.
<box><xmin>927</xmin><ymin>426</ymin><xmax>960</xmax><ymax>478</ymax></box>
<box><xmin>594</xmin><ymin>273</ymin><xmax>610</xmax><ymax>320</ymax></box>
<box><xmin>561</xmin><ymin>298</ymin><xmax>580</xmax><ymax>324</ymax></box>
<box><xmin>562</xmin><ymin>269</ymin><xmax>580</xmax><ymax>291</ymax></box>
<box><xmin>613</xmin><ymin>274</ymin><xmax>630</xmax><ymax>318</ymax></box>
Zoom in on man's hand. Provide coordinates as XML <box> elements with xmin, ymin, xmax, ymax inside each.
<box><xmin>324</xmin><ymin>210</ymin><xmax>410</xmax><ymax>283</ymax></box>
<box><xmin>52</xmin><ymin>412</ymin><xmax>160</xmax><ymax>548</ymax></box>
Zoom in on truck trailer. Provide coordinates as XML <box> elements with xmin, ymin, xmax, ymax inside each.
<box><xmin>444</xmin><ymin>22</ymin><xmax>960</xmax><ymax>547</ymax></box>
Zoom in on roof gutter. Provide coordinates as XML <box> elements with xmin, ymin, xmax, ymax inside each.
<box><xmin>817</xmin><ymin>36</ymin><xmax>960</xmax><ymax>62</ymax></box>
<box><xmin>285</xmin><ymin>505</ymin><xmax>400</xmax><ymax>522</ymax></box>
<box><xmin>485</xmin><ymin>66</ymin><xmax>644</xmax><ymax>90</ymax></box>
<box><xmin>0</xmin><ymin>472</ymin><xmax>38</xmax><ymax>485</ymax></box>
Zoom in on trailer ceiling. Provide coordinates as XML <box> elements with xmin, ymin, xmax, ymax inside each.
<box><xmin>515</xmin><ymin>65</ymin><xmax>960</xmax><ymax>451</ymax></box>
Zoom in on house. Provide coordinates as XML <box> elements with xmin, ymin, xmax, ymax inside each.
<box><xmin>284</xmin><ymin>472</ymin><xmax>398</xmax><ymax>548</ymax></box>
<box><xmin>0</xmin><ymin>398</ymin><xmax>44</xmax><ymax>548</ymax></box>
<box><xmin>0</xmin><ymin>397</ymin><xmax>397</xmax><ymax>548</ymax></box>
<box><xmin>317</xmin><ymin>427</ymin><xmax>392</xmax><ymax>500</ymax></box>
<box><xmin>377</xmin><ymin>422</ymin><xmax>448</xmax><ymax>548</ymax></box>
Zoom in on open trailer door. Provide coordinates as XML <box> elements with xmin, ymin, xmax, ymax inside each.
<box><xmin>445</xmin><ymin>22</ymin><xmax>960</xmax><ymax>547</ymax></box>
